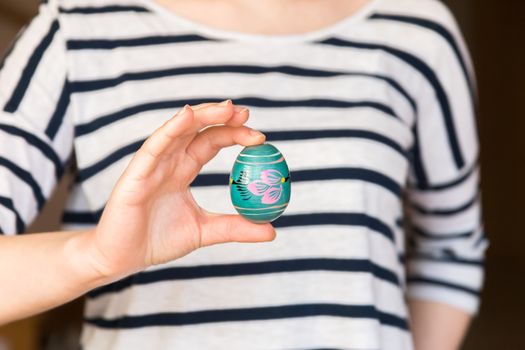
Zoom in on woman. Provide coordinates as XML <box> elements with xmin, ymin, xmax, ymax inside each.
<box><xmin>0</xmin><ymin>0</ymin><xmax>486</xmax><ymax>349</ymax></box>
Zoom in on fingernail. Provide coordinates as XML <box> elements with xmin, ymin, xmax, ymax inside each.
<box><xmin>219</xmin><ymin>99</ymin><xmax>232</xmax><ymax>106</ymax></box>
<box><xmin>249</xmin><ymin>129</ymin><xmax>264</xmax><ymax>138</ymax></box>
<box><xmin>181</xmin><ymin>104</ymin><xmax>191</xmax><ymax>114</ymax></box>
<box><xmin>234</xmin><ymin>106</ymin><xmax>249</xmax><ymax>115</ymax></box>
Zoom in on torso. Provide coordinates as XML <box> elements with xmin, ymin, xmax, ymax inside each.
<box><xmin>53</xmin><ymin>0</ymin><xmax>463</xmax><ymax>348</ymax></box>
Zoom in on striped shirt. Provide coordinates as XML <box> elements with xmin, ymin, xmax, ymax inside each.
<box><xmin>0</xmin><ymin>0</ymin><xmax>487</xmax><ymax>349</ymax></box>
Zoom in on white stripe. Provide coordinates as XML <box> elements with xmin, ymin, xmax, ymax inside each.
<box><xmin>410</xmin><ymin>203</ymin><xmax>480</xmax><ymax>233</ymax></box>
<box><xmin>0</xmin><ymin>3</ymin><xmax>56</xmax><ymax>97</ymax></box>
<box><xmin>0</xmin><ymin>167</ymin><xmax>38</xmax><ymax>230</ymax></box>
<box><xmin>81</xmin><ymin>317</ymin><xmax>382</xmax><ymax>350</ymax></box>
<box><xmin>193</xmin><ymin>180</ymin><xmax>399</xmax><ymax>218</ymax></box>
<box><xmin>71</xmin><ymin>73</ymin><xmax>414</xmax><ymax>127</ymax></box>
<box><xmin>146</xmin><ymin>225</ymin><xmax>402</xmax><ymax>287</ymax></box>
<box><xmin>0</xmin><ymin>203</ymin><xmax>17</xmax><ymax>234</ymax></box>
<box><xmin>407</xmin><ymin>259</ymin><xmax>483</xmax><ymax>290</ymax></box>
<box><xmin>0</xmin><ymin>131</ymin><xmax>56</xmax><ymax>199</ymax></box>
<box><xmin>50</xmin><ymin>110</ymin><xmax>75</xmax><ymax>161</ymax></box>
<box><xmin>76</xmin><ymin>137</ymin><xmax>408</xmax><ymax>203</ymax></box>
<box><xmin>408</xmin><ymin>168</ymin><xmax>479</xmax><ymax>209</ymax></box>
<box><xmin>17</xmin><ymin>24</ymin><xmax>67</xmax><ymax>132</ymax></box>
<box><xmin>85</xmin><ymin>271</ymin><xmax>407</xmax><ymax>319</ymax></box>
<box><xmin>74</xmin><ymin>108</ymin><xmax>412</xmax><ymax>169</ymax></box>
<box><xmin>407</xmin><ymin>284</ymin><xmax>480</xmax><ymax>315</ymax></box>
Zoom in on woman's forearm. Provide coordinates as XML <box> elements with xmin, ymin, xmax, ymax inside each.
<box><xmin>0</xmin><ymin>230</ymin><xmax>110</xmax><ymax>325</ymax></box>
<box><xmin>408</xmin><ymin>298</ymin><xmax>472</xmax><ymax>350</ymax></box>
<box><xmin>0</xmin><ymin>102</ymin><xmax>274</xmax><ymax>325</ymax></box>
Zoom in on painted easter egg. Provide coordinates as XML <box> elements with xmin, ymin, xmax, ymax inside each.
<box><xmin>229</xmin><ymin>143</ymin><xmax>291</xmax><ymax>223</ymax></box>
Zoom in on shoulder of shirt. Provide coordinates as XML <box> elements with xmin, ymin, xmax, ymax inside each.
<box><xmin>366</xmin><ymin>0</ymin><xmax>466</xmax><ymax>65</ymax></box>
<box><xmin>373</xmin><ymin>0</ymin><xmax>460</xmax><ymax>33</ymax></box>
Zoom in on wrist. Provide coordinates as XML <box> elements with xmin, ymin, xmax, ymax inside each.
<box><xmin>62</xmin><ymin>229</ymin><xmax>120</xmax><ymax>291</ymax></box>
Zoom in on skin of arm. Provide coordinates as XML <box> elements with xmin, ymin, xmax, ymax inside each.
<box><xmin>408</xmin><ymin>298</ymin><xmax>472</xmax><ymax>350</ymax></box>
<box><xmin>0</xmin><ymin>101</ymin><xmax>276</xmax><ymax>325</ymax></box>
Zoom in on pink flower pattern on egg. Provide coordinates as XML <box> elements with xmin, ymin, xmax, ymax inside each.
<box><xmin>247</xmin><ymin>169</ymin><xmax>284</xmax><ymax>204</ymax></box>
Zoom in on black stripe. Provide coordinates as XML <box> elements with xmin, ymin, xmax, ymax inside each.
<box><xmin>88</xmin><ymin>258</ymin><xmax>400</xmax><ymax>299</ymax></box>
<box><xmin>78</xmin><ymin>138</ymin><xmax>401</xmax><ymax>196</ymax></box>
<box><xmin>69</xmin><ymin>64</ymin><xmax>416</xmax><ymax>112</ymax></box>
<box><xmin>195</xmin><ymin>168</ymin><xmax>402</xmax><ymax>197</ymax></box>
<box><xmin>410</xmin><ymin>193</ymin><xmax>478</xmax><ymax>216</ymax></box>
<box><xmin>474</xmin><ymin>231</ymin><xmax>488</xmax><ymax>248</ymax></box>
<box><xmin>0</xmin><ymin>196</ymin><xmax>25</xmax><ymax>233</ymax></box>
<box><xmin>0</xmin><ymin>123</ymin><xmax>64</xmax><ymax>180</ymax></box>
<box><xmin>85</xmin><ymin>303</ymin><xmax>408</xmax><ymax>330</ymax></box>
<box><xmin>398</xmin><ymin>253</ymin><xmax>406</xmax><ymax>266</ymax></box>
<box><xmin>318</xmin><ymin>37</ymin><xmax>465</xmax><ymax>171</ymax></box>
<box><xmin>67</xmin><ymin>34</ymin><xmax>215</xmax><ymax>50</ymax></box>
<box><xmin>411</xmin><ymin>227</ymin><xmax>474</xmax><ymax>240</ymax></box>
<box><xmin>411</xmin><ymin>161</ymin><xmax>478</xmax><ymax>191</ymax></box>
<box><xmin>274</xmin><ymin>213</ymin><xmax>396</xmax><ymax>243</ymax></box>
<box><xmin>65</xmin><ymin>211</ymin><xmax>396</xmax><ymax>246</ymax></box>
<box><xmin>0</xmin><ymin>156</ymin><xmax>46</xmax><ymax>209</ymax></box>
<box><xmin>75</xmin><ymin>97</ymin><xmax>399</xmax><ymax>137</ymax></box>
<box><xmin>45</xmin><ymin>79</ymin><xmax>71</xmax><ymax>139</ymax></box>
<box><xmin>407</xmin><ymin>276</ymin><xmax>479</xmax><ymax>296</ymax></box>
<box><xmin>369</xmin><ymin>13</ymin><xmax>475</xmax><ymax>100</ymax></box>
<box><xmin>59</xmin><ymin>5</ymin><xmax>150</xmax><ymax>14</ymax></box>
<box><xmin>62</xmin><ymin>209</ymin><xmax>102</xmax><ymax>223</ymax></box>
<box><xmin>409</xmin><ymin>122</ymin><xmax>428</xmax><ymax>187</ymax></box>
<box><xmin>409</xmin><ymin>253</ymin><xmax>484</xmax><ymax>267</ymax></box>
<box><xmin>4</xmin><ymin>20</ymin><xmax>60</xmax><ymax>113</ymax></box>
<box><xmin>77</xmin><ymin>139</ymin><xmax>143</xmax><ymax>182</ymax></box>
<box><xmin>265</xmin><ymin>129</ymin><xmax>407</xmax><ymax>158</ymax></box>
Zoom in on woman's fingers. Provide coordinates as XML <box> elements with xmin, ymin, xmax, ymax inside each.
<box><xmin>192</xmin><ymin>102</ymin><xmax>249</xmax><ymax>125</ymax></box>
<box><xmin>168</xmin><ymin>101</ymin><xmax>248</xmax><ymax>154</ymax></box>
<box><xmin>124</xmin><ymin>106</ymin><xmax>194</xmax><ymax>181</ymax></box>
<box><xmin>199</xmin><ymin>213</ymin><xmax>276</xmax><ymax>247</ymax></box>
<box><xmin>186</xmin><ymin>125</ymin><xmax>265</xmax><ymax>167</ymax></box>
<box><xmin>192</xmin><ymin>100</ymin><xmax>234</xmax><ymax>130</ymax></box>
<box><xmin>226</xmin><ymin>106</ymin><xmax>250</xmax><ymax>127</ymax></box>
<box><xmin>191</xmin><ymin>100</ymin><xmax>250</xmax><ymax>130</ymax></box>
<box><xmin>120</xmin><ymin>101</ymin><xmax>252</xmax><ymax>182</ymax></box>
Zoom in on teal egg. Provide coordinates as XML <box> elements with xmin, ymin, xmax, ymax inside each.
<box><xmin>229</xmin><ymin>143</ymin><xmax>291</xmax><ymax>223</ymax></box>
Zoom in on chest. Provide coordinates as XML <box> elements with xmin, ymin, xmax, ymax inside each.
<box><xmin>68</xmin><ymin>42</ymin><xmax>414</xmax><ymax>214</ymax></box>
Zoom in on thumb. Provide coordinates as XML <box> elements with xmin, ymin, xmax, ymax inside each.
<box><xmin>199</xmin><ymin>213</ymin><xmax>276</xmax><ymax>247</ymax></box>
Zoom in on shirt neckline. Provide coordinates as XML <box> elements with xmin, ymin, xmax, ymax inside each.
<box><xmin>140</xmin><ymin>0</ymin><xmax>381</xmax><ymax>43</ymax></box>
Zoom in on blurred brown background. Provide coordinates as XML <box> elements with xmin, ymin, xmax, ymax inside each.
<box><xmin>0</xmin><ymin>0</ymin><xmax>523</xmax><ymax>349</ymax></box>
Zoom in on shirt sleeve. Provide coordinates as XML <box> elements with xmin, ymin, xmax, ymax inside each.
<box><xmin>0</xmin><ymin>0</ymin><xmax>74</xmax><ymax>235</ymax></box>
<box><xmin>405</xmin><ymin>4</ymin><xmax>488</xmax><ymax>314</ymax></box>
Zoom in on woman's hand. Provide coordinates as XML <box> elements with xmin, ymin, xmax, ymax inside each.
<box><xmin>81</xmin><ymin>101</ymin><xmax>275</xmax><ymax>281</ymax></box>
<box><xmin>0</xmin><ymin>101</ymin><xmax>275</xmax><ymax>324</ymax></box>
